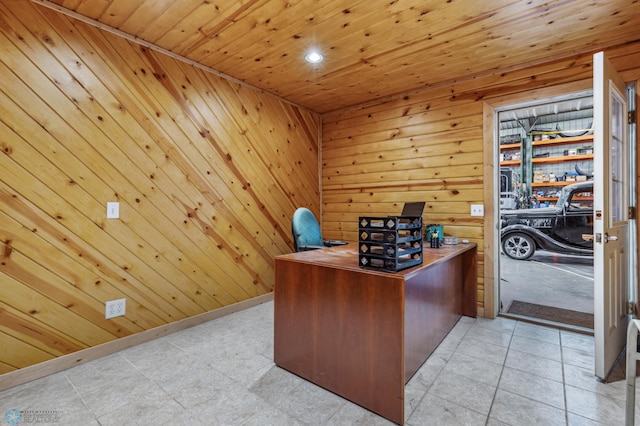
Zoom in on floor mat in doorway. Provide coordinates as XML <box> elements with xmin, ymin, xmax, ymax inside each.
<box><xmin>507</xmin><ymin>300</ymin><xmax>594</xmax><ymax>329</ymax></box>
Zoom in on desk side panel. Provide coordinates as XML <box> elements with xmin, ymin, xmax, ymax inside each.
<box><xmin>274</xmin><ymin>258</ymin><xmax>405</xmax><ymax>424</ymax></box>
<box><xmin>404</xmin><ymin>246</ymin><xmax>477</xmax><ymax>381</ymax></box>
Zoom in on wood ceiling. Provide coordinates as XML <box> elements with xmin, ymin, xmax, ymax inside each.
<box><xmin>38</xmin><ymin>0</ymin><xmax>640</xmax><ymax>113</ymax></box>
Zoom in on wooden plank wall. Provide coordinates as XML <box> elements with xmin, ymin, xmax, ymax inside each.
<box><xmin>0</xmin><ymin>1</ymin><xmax>319</xmax><ymax>373</ymax></box>
<box><xmin>322</xmin><ymin>41</ymin><xmax>640</xmax><ymax>315</ymax></box>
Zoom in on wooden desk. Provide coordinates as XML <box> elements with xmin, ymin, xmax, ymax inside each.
<box><xmin>274</xmin><ymin>243</ymin><xmax>477</xmax><ymax>424</ymax></box>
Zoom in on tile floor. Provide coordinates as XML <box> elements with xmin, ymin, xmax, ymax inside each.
<box><xmin>1</xmin><ymin>300</ymin><xmax>638</xmax><ymax>425</ymax></box>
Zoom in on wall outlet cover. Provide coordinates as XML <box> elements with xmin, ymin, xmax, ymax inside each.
<box><xmin>105</xmin><ymin>298</ymin><xmax>126</xmax><ymax>319</ymax></box>
<box><xmin>470</xmin><ymin>204</ymin><xmax>484</xmax><ymax>217</ymax></box>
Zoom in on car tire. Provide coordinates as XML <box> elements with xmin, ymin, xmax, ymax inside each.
<box><xmin>502</xmin><ymin>232</ymin><xmax>536</xmax><ymax>260</ymax></box>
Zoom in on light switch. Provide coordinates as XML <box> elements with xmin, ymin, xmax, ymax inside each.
<box><xmin>107</xmin><ymin>202</ymin><xmax>119</xmax><ymax>219</ymax></box>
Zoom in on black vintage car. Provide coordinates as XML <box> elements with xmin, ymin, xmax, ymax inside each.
<box><xmin>500</xmin><ymin>181</ymin><xmax>594</xmax><ymax>260</ymax></box>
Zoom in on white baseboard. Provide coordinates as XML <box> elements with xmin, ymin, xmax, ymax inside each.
<box><xmin>0</xmin><ymin>293</ymin><xmax>273</xmax><ymax>392</ymax></box>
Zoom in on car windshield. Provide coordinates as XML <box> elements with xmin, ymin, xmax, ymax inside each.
<box><xmin>555</xmin><ymin>184</ymin><xmax>594</xmax><ymax>210</ymax></box>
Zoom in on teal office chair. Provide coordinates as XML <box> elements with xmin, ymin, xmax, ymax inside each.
<box><xmin>291</xmin><ymin>207</ymin><xmax>347</xmax><ymax>251</ymax></box>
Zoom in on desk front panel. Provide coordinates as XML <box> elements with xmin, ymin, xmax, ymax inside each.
<box><xmin>274</xmin><ymin>257</ymin><xmax>405</xmax><ymax>424</ymax></box>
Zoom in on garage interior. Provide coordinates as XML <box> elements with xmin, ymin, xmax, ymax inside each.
<box><xmin>498</xmin><ymin>95</ymin><xmax>596</xmax><ymax>330</ymax></box>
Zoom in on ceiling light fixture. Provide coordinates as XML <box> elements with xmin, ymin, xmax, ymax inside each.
<box><xmin>304</xmin><ymin>51</ymin><xmax>324</xmax><ymax>64</ymax></box>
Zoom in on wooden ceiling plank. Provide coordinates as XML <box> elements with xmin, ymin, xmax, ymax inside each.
<box><xmin>38</xmin><ymin>0</ymin><xmax>640</xmax><ymax>113</ymax></box>
<box><xmin>203</xmin><ymin>0</ymin><xmax>381</xmax><ymax>70</ymax></box>
<box><xmin>229</xmin><ymin>0</ymin><xmax>636</xmax><ymax>110</ymax></box>
<box><xmin>46</xmin><ymin>0</ymin><xmax>83</xmax><ymax>11</ymax></box>
<box><xmin>157</xmin><ymin>0</ymin><xmax>262</xmax><ymax>52</ymax></box>
<box><xmin>98</xmin><ymin>0</ymin><xmax>147</xmax><ymax>29</ymax></box>
<box><xmin>151</xmin><ymin>0</ymin><xmax>246</xmax><ymax>49</ymax></box>
<box><xmin>72</xmin><ymin>0</ymin><xmax>112</xmax><ymax>19</ymax></box>
<box><xmin>364</xmin><ymin>6</ymin><xmax>637</xmax><ymax>82</ymax></box>
<box><xmin>220</xmin><ymin>0</ymin><xmax>526</xmax><ymax>82</ymax></box>
<box><xmin>217</xmin><ymin>0</ymin><xmax>518</xmax><ymax>64</ymax></box>
<box><xmin>117</xmin><ymin>0</ymin><xmax>176</xmax><ymax>36</ymax></box>
<box><xmin>435</xmin><ymin>2</ymin><xmax>640</xmax><ymax>63</ymax></box>
<box><xmin>278</xmin><ymin>0</ymin><xmax>578</xmax><ymax>84</ymax></box>
<box><xmin>180</xmin><ymin>2</ymin><xmax>312</xmax><ymax>65</ymax></box>
<box><xmin>167</xmin><ymin>0</ymin><xmax>271</xmax><ymax>57</ymax></box>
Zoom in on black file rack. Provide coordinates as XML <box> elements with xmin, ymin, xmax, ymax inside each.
<box><xmin>358</xmin><ymin>216</ymin><xmax>423</xmax><ymax>272</ymax></box>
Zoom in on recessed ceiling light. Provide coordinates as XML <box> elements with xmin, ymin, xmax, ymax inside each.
<box><xmin>304</xmin><ymin>51</ymin><xmax>324</xmax><ymax>64</ymax></box>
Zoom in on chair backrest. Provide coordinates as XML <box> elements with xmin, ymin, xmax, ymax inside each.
<box><xmin>291</xmin><ymin>207</ymin><xmax>323</xmax><ymax>251</ymax></box>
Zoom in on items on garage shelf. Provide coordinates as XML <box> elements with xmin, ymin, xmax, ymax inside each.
<box><xmin>500</xmin><ymin>167</ymin><xmax>520</xmax><ymax>209</ymax></box>
<box><xmin>500</xmin><ymin>134</ymin><xmax>522</xmax><ymax>145</ymax></box>
<box><xmin>500</xmin><ymin>134</ymin><xmax>594</xmax><ymax>208</ymax></box>
<box><xmin>498</xmin><ymin>97</ymin><xmax>593</xmax><ymax>211</ymax></box>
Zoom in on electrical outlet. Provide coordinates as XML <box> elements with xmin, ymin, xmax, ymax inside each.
<box><xmin>470</xmin><ymin>204</ymin><xmax>484</xmax><ymax>217</ymax></box>
<box><xmin>105</xmin><ymin>298</ymin><xmax>126</xmax><ymax>319</ymax></box>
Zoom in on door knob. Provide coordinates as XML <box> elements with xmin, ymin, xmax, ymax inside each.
<box><xmin>604</xmin><ymin>233</ymin><xmax>618</xmax><ymax>242</ymax></box>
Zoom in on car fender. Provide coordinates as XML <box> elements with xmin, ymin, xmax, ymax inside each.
<box><xmin>501</xmin><ymin>224</ymin><xmax>593</xmax><ymax>256</ymax></box>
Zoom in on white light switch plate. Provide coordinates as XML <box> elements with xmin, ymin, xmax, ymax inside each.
<box><xmin>107</xmin><ymin>202</ymin><xmax>119</xmax><ymax>219</ymax></box>
<box><xmin>470</xmin><ymin>204</ymin><xmax>484</xmax><ymax>217</ymax></box>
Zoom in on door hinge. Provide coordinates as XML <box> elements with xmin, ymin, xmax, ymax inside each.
<box><xmin>629</xmin><ymin>301</ymin><xmax>637</xmax><ymax>316</ymax></box>
<box><xmin>630</xmin><ymin>206</ymin><xmax>637</xmax><ymax>220</ymax></box>
<box><xmin>629</xmin><ymin>110</ymin><xmax>637</xmax><ymax>125</ymax></box>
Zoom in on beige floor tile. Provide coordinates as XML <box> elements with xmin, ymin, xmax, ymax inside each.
<box><xmin>509</xmin><ymin>334</ymin><xmax>562</xmax><ymax>361</ymax></box>
<box><xmin>562</xmin><ymin>346</ymin><xmax>595</xmax><ymax>370</ymax></box>
<box><xmin>442</xmin><ymin>351</ymin><xmax>504</xmax><ymax>387</ymax></box>
<box><xmin>456</xmin><ymin>335</ymin><xmax>510</xmax><ymax>365</ymax></box>
<box><xmin>427</xmin><ymin>370</ymin><xmax>497</xmax><ymax>415</ymax></box>
<box><xmin>514</xmin><ymin>321</ymin><xmax>561</xmax><ymax>345</ymax></box>
<box><xmin>490</xmin><ymin>389</ymin><xmax>566</xmax><ymax>426</ymax></box>
<box><xmin>561</xmin><ymin>330</ymin><xmax>595</xmax><ymax>354</ymax></box>
<box><xmin>565</xmin><ymin>384</ymin><xmax>629</xmax><ymax>424</ymax></box>
<box><xmin>407</xmin><ymin>393</ymin><xmax>486</xmax><ymax>426</ymax></box>
<box><xmin>465</xmin><ymin>324</ymin><xmax>514</xmax><ymax>347</ymax></box>
<box><xmin>504</xmin><ymin>348</ymin><xmax>564</xmax><ymax>382</ymax></box>
<box><xmin>499</xmin><ymin>366</ymin><xmax>565</xmax><ymax>409</ymax></box>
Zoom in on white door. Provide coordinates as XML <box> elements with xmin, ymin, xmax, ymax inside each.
<box><xmin>593</xmin><ymin>51</ymin><xmax>630</xmax><ymax>380</ymax></box>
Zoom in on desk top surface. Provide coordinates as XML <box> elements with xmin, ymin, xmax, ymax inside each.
<box><xmin>276</xmin><ymin>242</ymin><xmax>476</xmax><ymax>278</ymax></box>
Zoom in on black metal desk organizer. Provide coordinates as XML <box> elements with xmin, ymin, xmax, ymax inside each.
<box><xmin>358</xmin><ymin>215</ymin><xmax>423</xmax><ymax>271</ymax></box>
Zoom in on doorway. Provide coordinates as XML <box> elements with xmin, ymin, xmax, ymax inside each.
<box><xmin>496</xmin><ymin>94</ymin><xmax>596</xmax><ymax>331</ymax></box>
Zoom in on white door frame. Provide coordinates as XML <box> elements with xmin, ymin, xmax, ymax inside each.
<box><xmin>492</xmin><ymin>91</ymin><xmax>594</xmax><ymax>316</ymax></box>
<box><xmin>483</xmin><ymin>81</ymin><xmax>592</xmax><ymax>318</ymax></box>
<box><xmin>482</xmin><ymin>81</ymin><xmax>637</xmax><ymax>320</ymax></box>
